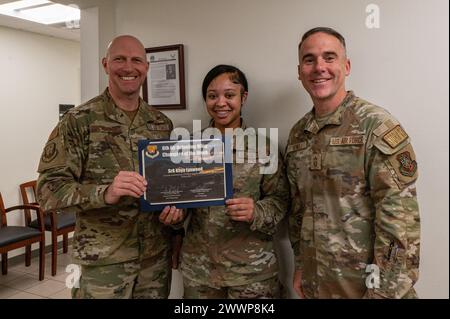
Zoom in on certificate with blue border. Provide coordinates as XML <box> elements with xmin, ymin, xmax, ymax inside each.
<box><xmin>138</xmin><ymin>138</ymin><xmax>233</xmax><ymax>211</ymax></box>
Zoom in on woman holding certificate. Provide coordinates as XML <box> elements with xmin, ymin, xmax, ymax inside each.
<box><xmin>180</xmin><ymin>64</ymin><xmax>289</xmax><ymax>298</ymax></box>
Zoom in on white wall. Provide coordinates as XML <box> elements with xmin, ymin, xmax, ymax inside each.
<box><xmin>106</xmin><ymin>0</ymin><xmax>448</xmax><ymax>299</ymax></box>
<box><xmin>80</xmin><ymin>2</ymin><xmax>116</xmax><ymax>101</ymax></box>
<box><xmin>0</xmin><ymin>26</ymin><xmax>80</xmax><ymax>254</ymax></box>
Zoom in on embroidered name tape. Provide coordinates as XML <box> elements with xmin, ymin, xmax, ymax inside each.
<box><xmin>329</xmin><ymin>135</ymin><xmax>364</xmax><ymax>146</ymax></box>
<box><xmin>286</xmin><ymin>141</ymin><xmax>308</xmax><ymax>153</ymax></box>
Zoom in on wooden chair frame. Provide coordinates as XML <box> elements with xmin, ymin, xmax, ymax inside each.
<box><xmin>0</xmin><ymin>192</ymin><xmax>45</xmax><ymax>280</ymax></box>
<box><xmin>20</xmin><ymin>180</ymin><xmax>75</xmax><ymax>276</ymax></box>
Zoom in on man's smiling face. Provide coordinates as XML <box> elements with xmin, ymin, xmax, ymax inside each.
<box><xmin>298</xmin><ymin>32</ymin><xmax>350</xmax><ymax>107</ymax></box>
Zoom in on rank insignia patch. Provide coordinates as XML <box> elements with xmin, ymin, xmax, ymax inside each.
<box><xmin>396</xmin><ymin>151</ymin><xmax>417</xmax><ymax>177</ymax></box>
<box><xmin>310</xmin><ymin>153</ymin><xmax>322</xmax><ymax>170</ymax></box>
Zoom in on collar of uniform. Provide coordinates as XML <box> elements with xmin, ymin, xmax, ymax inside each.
<box><xmin>206</xmin><ymin>118</ymin><xmax>250</xmax><ymax>151</ymax></box>
<box><xmin>102</xmin><ymin>88</ymin><xmax>145</xmax><ymax>126</ymax></box>
<box><xmin>102</xmin><ymin>88</ymin><xmax>129</xmax><ymax>124</ymax></box>
<box><xmin>207</xmin><ymin>117</ymin><xmax>247</xmax><ymax>131</ymax></box>
<box><xmin>133</xmin><ymin>99</ymin><xmax>156</xmax><ymax>128</ymax></box>
<box><xmin>304</xmin><ymin>91</ymin><xmax>355</xmax><ymax>134</ymax></box>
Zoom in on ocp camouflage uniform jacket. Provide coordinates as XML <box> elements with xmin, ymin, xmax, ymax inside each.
<box><xmin>181</xmin><ymin>121</ymin><xmax>289</xmax><ymax>287</ymax></box>
<box><xmin>37</xmin><ymin>89</ymin><xmax>173</xmax><ymax>266</ymax></box>
<box><xmin>286</xmin><ymin>91</ymin><xmax>420</xmax><ymax>298</ymax></box>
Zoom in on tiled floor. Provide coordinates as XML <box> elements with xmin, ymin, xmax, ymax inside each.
<box><xmin>0</xmin><ymin>248</ymin><xmax>74</xmax><ymax>299</ymax></box>
<box><xmin>1</xmin><ymin>246</ymin><xmax>186</xmax><ymax>299</ymax></box>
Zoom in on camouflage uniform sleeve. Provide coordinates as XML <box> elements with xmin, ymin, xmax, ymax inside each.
<box><xmin>365</xmin><ymin>123</ymin><xmax>420</xmax><ymax>299</ymax></box>
<box><xmin>289</xmin><ymin>207</ymin><xmax>303</xmax><ymax>271</ymax></box>
<box><xmin>284</xmin><ymin>131</ymin><xmax>304</xmax><ymax>271</ymax></box>
<box><xmin>36</xmin><ymin>114</ymin><xmax>109</xmax><ymax>213</ymax></box>
<box><xmin>250</xmin><ymin>151</ymin><xmax>290</xmax><ymax>236</ymax></box>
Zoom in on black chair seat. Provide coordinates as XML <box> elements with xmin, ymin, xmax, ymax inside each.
<box><xmin>29</xmin><ymin>211</ymin><xmax>75</xmax><ymax>230</ymax></box>
<box><xmin>0</xmin><ymin>226</ymin><xmax>42</xmax><ymax>247</ymax></box>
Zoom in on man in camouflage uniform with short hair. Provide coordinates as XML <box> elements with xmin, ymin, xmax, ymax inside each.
<box><xmin>37</xmin><ymin>35</ymin><xmax>183</xmax><ymax>299</ymax></box>
<box><xmin>286</xmin><ymin>27</ymin><xmax>420</xmax><ymax>298</ymax></box>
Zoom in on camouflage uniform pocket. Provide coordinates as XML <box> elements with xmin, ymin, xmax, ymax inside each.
<box><xmin>285</xmin><ymin>142</ymin><xmax>309</xmax><ymax>168</ymax></box>
<box><xmin>73</xmin><ymin>209</ymin><xmax>138</xmax><ymax>264</ymax></box>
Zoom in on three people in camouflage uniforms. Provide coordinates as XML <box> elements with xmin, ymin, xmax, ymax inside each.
<box><xmin>37</xmin><ymin>35</ymin><xmax>184</xmax><ymax>298</ymax></box>
<box><xmin>36</xmin><ymin>30</ymin><xmax>421</xmax><ymax>299</ymax></box>
<box><xmin>286</xmin><ymin>27</ymin><xmax>421</xmax><ymax>298</ymax></box>
<box><xmin>181</xmin><ymin>65</ymin><xmax>290</xmax><ymax>298</ymax></box>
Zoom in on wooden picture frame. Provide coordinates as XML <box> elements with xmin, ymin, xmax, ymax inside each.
<box><xmin>143</xmin><ymin>44</ymin><xmax>186</xmax><ymax>109</ymax></box>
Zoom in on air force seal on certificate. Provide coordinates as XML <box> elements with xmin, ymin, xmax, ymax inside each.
<box><xmin>146</xmin><ymin>145</ymin><xmax>160</xmax><ymax>159</ymax></box>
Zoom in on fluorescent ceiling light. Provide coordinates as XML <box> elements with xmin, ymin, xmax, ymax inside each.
<box><xmin>0</xmin><ymin>0</ymin><xmax>80</xmax><ymax>25</ymax></box>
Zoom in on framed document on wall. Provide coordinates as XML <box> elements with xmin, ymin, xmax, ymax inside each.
<box><xmin>142</xmin><ymin>44</ymin><xmax>186</xmax><ymax>110</ymax></box>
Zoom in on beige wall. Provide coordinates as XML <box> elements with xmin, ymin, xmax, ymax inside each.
<box><xmin>0</xmin><ymin>26</ymin><xmax>80</xmax><ymax>254</ymax></box>
<box><xmin>109</xmin><ymin>0</ymin><xmax>448</xmax><ymax>299</ymax></box>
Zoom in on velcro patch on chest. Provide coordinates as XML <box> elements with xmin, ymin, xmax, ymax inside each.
<box><xmin>310</xmin><ymin>153</ymin><xmax>322</xmax><ymax>170</ymax></box>
<box><xmin>382</xmin><ymin>125</ymin><xmax>408</xmax><ymax>148</ymax></box>
<box><xmin>329</xmin><ymin>135</ymin><xmax>364</xmax><ymax>146</ymax></box>
<box><xmin>286</xmin><ymin>141</ymin><xmax>308</xmax><ymax>153</ymax></box>
<box><xmin>147</xmin><ymin>123</ymin><xmax>171</xmax><ymax>131</ymax></box>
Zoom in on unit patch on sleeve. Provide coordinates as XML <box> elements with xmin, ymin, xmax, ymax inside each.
<box><xmin>41</xmin><ymin>143</ymin><xmax>58</xmax><ymax>163</ymax></box>
<box><xmin>387</xmin><ymin>143</ymin><xmax>418</xmax><ymax>186</ymax></box>
<box><xmin>37</xmin><ymin>126</ymin><xmax>67</xmax><ymax>173</ymax></box>
<box><xmin>40</xmin><ymin>127</ymin><xmax>61</xmax><ymax>163</ymax></box>
<box><xmin>396</xmin><ymin>151</ymin><xmax>417</xmax><ymax>177</ymax></box>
